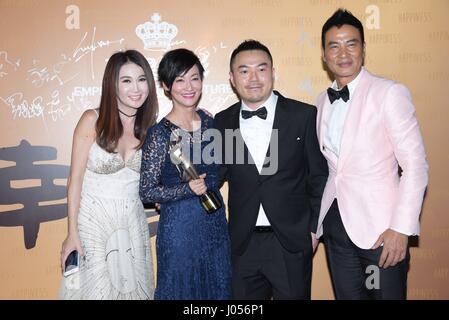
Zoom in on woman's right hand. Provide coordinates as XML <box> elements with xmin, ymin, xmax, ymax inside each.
<box><xmin>188</xmin><ymin>173</ymin><xmax>207</xmax><ymax>196</ymax></box>
<box><xmin>60</xmin><ymin>233</ymin><xmax>84</xmax><ymax>273</ymax></box>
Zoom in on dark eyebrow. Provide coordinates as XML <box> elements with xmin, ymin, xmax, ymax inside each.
<box><xmin>120</xmin><ymin>74</ymin><xmax>146</xmax><ymax>80</ymax></box>
<box><xmin>327</xmin><ymin>38</ymin><xmax>360</xmax><ymax>47</ymax></box>
<box><xmin>237</xmin><ymin>62</ymin><xmax>268</xmax><ymax>69</ymax></box>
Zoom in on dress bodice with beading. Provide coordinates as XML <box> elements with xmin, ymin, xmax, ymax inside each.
<box><xmin>82</xmin><ymin>142</ymin><xmax>142</xmax><ymax>200</ymax></box>
<box><xmin>87</xmin><ymin>141</ymin><xmax>141</xmax><ymax>174</ymax></box>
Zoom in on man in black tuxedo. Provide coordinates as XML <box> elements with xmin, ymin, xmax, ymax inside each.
<box><xmin>214</xmin><ymin>40</ymin><xmax>328</xmax><ymax>299</ymax></box>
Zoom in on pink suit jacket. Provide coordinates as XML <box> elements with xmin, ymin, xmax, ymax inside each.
<box><xmin>315</xmin><ymin>68</ymin><xmax>428</xmax><ymax>249</ymax></box>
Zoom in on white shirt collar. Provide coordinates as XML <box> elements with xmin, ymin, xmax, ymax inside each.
<box><xmin>331</xmin><ymin>67</ymin><xmax>364</xmax><ymax>97</ymax></box>
<box><xmin>240</xmin><ymin>91</ymin><xmax>277</xmax><ymax>115</ymax></box>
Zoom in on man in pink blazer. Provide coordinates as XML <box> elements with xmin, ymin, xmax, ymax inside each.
<box><xmin>314</xmin><ymin>9</ymin><xmax>428</xmax><ymax>299</ymax></box>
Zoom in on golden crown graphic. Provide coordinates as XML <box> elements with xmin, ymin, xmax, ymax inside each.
<box><xmin>135</xmin><ymin>13</ymin><xmax>178</xmax><ymax>51</ymax></box>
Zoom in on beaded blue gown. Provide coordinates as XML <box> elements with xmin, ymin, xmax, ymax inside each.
<box><xmin>139</xmin><ymin>110</ymin><xmax>231</xmax><ymax>300</ymax></box>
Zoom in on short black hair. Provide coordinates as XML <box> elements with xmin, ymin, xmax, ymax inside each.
<box><xmin>157</xmin><ymin>48</ymin><xmax>204</xmax><ymax>92</ymax></box>
<box><xmin>229</xmin><ymin>39</ymin><xmax>273</xmax><ymax>70</ymax></box>
<box><xmin>321</xmin><ymin>8</ymin><xmax>365</xmax><ymax>49</ymax></box>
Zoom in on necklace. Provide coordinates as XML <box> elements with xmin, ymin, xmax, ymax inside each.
<box><xmin>118</xmin><ymin>109</ymin><xmax>137</xmax><ymax>117</ymax></box>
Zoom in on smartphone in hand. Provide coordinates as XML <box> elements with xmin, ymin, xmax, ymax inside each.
<box><xmin>63</xmin><ymin>250</ymin><xmax>79</xmax><ymax>277</ymax></box>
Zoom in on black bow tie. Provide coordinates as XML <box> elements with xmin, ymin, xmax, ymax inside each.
<box><xmin>327</xmin><ymin>85</ymin><xmax>350</xmax><ymax>104</ymax></box>
<box><xmin>241</xmin><ymin>107</ymin><xmax>268</xmax><ymax>120</ymax></box>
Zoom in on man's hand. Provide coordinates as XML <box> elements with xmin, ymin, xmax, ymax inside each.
<box><xmin>371</xmin><ymin>228</ymin><xmax>408</xmax><ymax>268</ymax></box>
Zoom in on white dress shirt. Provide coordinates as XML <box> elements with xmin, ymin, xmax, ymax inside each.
<box><xmin>239</xmin><ymin>91</ymin><xmax>278</xmax><ymax>226</ymax></box>
<box><xmin>323</xmin><ymin>68</ymin><xmax>363</xmax><ymax>158</ymax></box>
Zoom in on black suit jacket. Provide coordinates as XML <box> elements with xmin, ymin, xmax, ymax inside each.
<box><xmin>214</xmin><ymin>91</ymin><xmax>328</xmax><ymax>255</ymax></box>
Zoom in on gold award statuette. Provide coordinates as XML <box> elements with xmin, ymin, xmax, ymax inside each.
<box><xmin>169</xmin><ymin>136</ymin><xmax>222</xmax><ymax>214</ymax></box>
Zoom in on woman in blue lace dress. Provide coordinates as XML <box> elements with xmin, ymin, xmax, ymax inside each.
<box><xmin>139</xmin><ymin>48</ymin><xmax>231</xmax><ymax>300</ymax></box>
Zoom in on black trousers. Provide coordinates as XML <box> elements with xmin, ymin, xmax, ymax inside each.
<box><xmin>231</xmin><ymin>229</ymin><xmax>312</xmax><ymax>300</ymax></box>
<box><xmin>323</xmin><ymin>199</ymin><xmax>410</xmax><ymax>300</ymax></box>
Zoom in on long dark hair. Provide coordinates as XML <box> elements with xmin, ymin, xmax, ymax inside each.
<box><xmin>96</xmin><ymin>49</ymin><xmax>158</xmax><ymax>152</ymax></box>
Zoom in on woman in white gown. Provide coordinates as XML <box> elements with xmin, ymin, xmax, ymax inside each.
<box><xmin>59</xmin><ymin>50</ymin><xmax>158</xmax><ymax>299</ymax></box>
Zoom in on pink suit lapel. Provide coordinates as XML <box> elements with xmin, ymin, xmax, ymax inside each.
<box><xmin>337</xmin><ymin>69</ymin><xmax>371</xmax><ymax>172</ymax></box>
